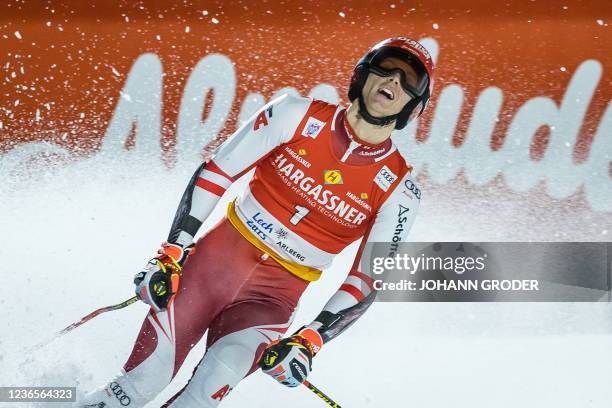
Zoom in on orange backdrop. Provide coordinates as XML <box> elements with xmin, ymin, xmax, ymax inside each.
<box><xmin>1</xmin><ymin>0</ymin><xmax>610</xmax><ymax>160</ymax></box>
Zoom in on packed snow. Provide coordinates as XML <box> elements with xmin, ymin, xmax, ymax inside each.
<box><xmin>0</xmin><ymin>152</ymin><xmax>610</xmax><ymax>407</ymax></box>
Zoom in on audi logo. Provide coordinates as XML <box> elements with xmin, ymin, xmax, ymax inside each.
<box><xmin>404</xmin><ymin>179</ymin><xmax>421</xmax><ymax>199</ymax></box>
<box><xmin>109</xmin><ymin>382</ymin><xmax>131</xmax><ymax>406</ymax></box>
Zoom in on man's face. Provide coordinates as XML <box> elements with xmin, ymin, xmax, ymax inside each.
<box><xmin>360</xmin><ymin>57</ymin><xmax>418</xmax><ymax>118</ymax></box>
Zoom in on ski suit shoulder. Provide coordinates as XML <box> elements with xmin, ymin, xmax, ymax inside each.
<box><xmin>167</xmin><ymin>94</ymin><xmax>313</xmax><ymax>246</ymax></box>
<box><xmin>210</xmin><ymin>93</ymin><xmax>314</xmax><ymax>178</ymax></box>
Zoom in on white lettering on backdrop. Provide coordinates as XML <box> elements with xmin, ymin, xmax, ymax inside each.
<box><xmin>0</xmin><ymin>39</ymin><xmax>609</xmax><ymax>211</ymax></box>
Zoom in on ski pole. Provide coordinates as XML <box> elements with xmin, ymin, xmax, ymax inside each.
<box><xmin>35</xmin><ymin>298</ymin><xmax>343</xmax><ymax>406</ymax></box>
<box><xmin>303</xmin><ymin>380</ymin><xmax>342</xmax><ymax>408</ymax></box>
<box><xmin>30</xmin><ymin>295</ymin><xmax>139</xmax><ymax>352</ymax></box>
<box><xmin>58</xmin><ymin>295</ymin><xmax>139</xmax><ymax>335</ymax></box>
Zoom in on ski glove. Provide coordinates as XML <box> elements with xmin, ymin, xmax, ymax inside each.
<box><xmin>259</xmin><ymin>327</ymin><xmax>323</xmax><ymax>387</ymax></box>
<box><xmin>134</xmin><ymin>242</ymin><xmax>193</xmax><ymax>312</ymax></box>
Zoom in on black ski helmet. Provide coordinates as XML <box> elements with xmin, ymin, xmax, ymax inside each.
<box><xmin>348</xmin><ymin>37</ymin><xmax>435</xmax><ymax>130</ymax></box>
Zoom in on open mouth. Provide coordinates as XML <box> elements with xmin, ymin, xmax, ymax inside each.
<box><xmin>378</xmin><ymin>87</ymin><xmax>395</xmax><ymax>101</ymax></box>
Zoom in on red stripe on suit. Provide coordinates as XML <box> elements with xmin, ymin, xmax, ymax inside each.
<box><xmin>195</xmin><ymin>178</ymin><xmax>226</xmax><ymax>197</ymax></box>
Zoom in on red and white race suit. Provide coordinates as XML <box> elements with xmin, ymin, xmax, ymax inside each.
<box><xmin>79</xmin><ymin>94</ymin><xmax>420</xmax><ymax>407</ymax></box>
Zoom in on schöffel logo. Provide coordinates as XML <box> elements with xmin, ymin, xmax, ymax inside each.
<box><xmin>387</xmin><ymin>204</ymin><xmax>411</xmax><ymax>258</ymax></box>
<box><xmin>108</xmin><ymin>382</ymin><xmax>131</xmax><ymax>406</ymax></box>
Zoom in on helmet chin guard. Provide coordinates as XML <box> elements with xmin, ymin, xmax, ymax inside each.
<box><xmin>348</xmin><ymin>37</ymin><xmax>435</xmax><ymax>130</ymax></box>
<box><xmin>356</xmin><ymin>94</ymin><xmax>398</xmax><ymax>127</ymax></box>
<box><xmin>356</xmin><ymin>91</ymin><xmax>426</xmax><ymax>128</ymax></box>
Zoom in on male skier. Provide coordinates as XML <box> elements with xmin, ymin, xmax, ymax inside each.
<box><xmin>79</xmin><ymin>36</ymin><xmax>434</xmax><ymax>407</ymax></box>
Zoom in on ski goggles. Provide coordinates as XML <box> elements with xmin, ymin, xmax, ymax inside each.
<box><xmin>368</xmin><ymin>51</ymin><xmax>429</xmax><ymax>98</ymax></box>
<box><xmin>368</xmin><ymin>63</ymin><xmax>423</xmax><ymax>99</ymax></box>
